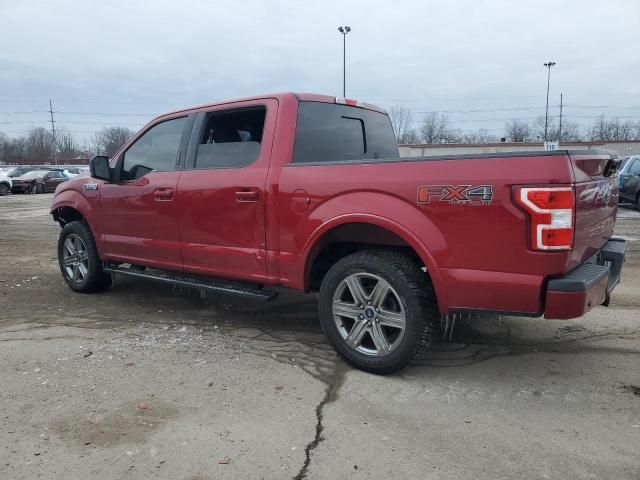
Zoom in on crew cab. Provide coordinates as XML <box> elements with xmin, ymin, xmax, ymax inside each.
<box><xmin>51</xmin><ymin>93</ymin><xmax>626</xmax><ymax>373</ymax></box>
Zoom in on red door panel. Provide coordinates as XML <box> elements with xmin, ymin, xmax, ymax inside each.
<box><xmin>176</xmin><ymin>99</ymin><xmax>278</xmax><ymax>283</ymax></box>
<box><xmin>99</xmin><ymin>171</ymin><xmax>183</xmax><ymax>270</ymax></box>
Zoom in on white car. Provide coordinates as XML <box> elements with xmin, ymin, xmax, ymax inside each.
<box><xmin>63</xmin><ymin>167</ymin><xmax>90</xmax><ymax>178</ymax></box>
<box><xmin>0</xmin><ymin>171</ymin><xmax>12</xmax><ymax>196</ymax></box>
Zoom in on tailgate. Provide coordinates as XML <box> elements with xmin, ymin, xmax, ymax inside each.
<box><xmin>569</xmin><ymin>152</ymin><xmax>620</xmax><ymax>269</ymax></box>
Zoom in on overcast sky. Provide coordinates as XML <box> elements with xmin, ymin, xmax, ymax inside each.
<box><xmin>1</xmin><ymin>0</ymin><xmax>639</xmax><ymax>143</ymax></box>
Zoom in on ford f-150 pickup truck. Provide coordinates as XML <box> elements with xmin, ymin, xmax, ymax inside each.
<box><xmin>51</xmin><ymin>92</ymin><xmax>627</xmax><ymax>373</ymax></box>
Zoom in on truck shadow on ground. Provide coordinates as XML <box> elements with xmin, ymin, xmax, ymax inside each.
<box><xmin>97</xmin><ymin>278</ymin><xmax>640</xmax><ymax>371</ymax></box>
<box><xmin>4</xmin><ymin>276</ymin><xmax>637</xmax><ymax>377</ymax></box>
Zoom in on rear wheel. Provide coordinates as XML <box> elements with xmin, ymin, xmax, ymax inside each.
<box><xmin>58</xmin><ymin>221</ymin><xmax>111</xmax><ymax>292</ymax></box>
<box><xmin>0</xmin><ymin>183</ymin><xmax>9</xmax><ymax>196</ymax></box>
<box><xmin>318</xmin><ymin>250</ymin><xmax>439</xmax><ymax>374</ymax></box>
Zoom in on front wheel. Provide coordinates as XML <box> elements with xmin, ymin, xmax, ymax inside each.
<box><xmin>58</xmin><ymin>221</ymin><xmax>112</xmax><ymax>292</ymax></box>
<box><xmin>0</xmin><ymin>183</ymin><xmax>9</xmax><ymax>196</ymax></box>
<box><xmin>318</xmin><ymin>250</ymin><xmax>440</xmax><ymax>374</ymax></box>
<box><xmin>34</xmin><ymin>183</ymin><xmax>44</xmax><ymax>194</ymax></box>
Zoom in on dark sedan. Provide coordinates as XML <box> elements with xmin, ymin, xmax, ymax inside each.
<box><xmin>11</xmin><ymin>169</ymin><xmax>69</xmax><ymax>194</ymax></box>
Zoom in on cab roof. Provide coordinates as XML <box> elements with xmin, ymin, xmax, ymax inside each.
<box><xmin>157</xmin><ymin>93</ymin><xmax>387</xmax><ymax>120</ymax></box>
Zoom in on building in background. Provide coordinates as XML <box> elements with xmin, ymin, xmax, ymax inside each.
<box><xmin>399</xmin><ymin>140</ymin><xmax>640</xmax><ymax>158</ymax></box>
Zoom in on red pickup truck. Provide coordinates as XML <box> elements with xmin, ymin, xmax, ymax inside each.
<box><xmin>51</xmin><ymin>93</ymin><xmax>626</xmax><ymax>373</ymax></box>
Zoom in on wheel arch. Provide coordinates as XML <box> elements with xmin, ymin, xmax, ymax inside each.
<box><xmin>51</xmin><ymin>192</ymin><xmax>104</xmax><ymax>256</ymax></box>
<box><xmin>301</xmin><ymin>214</ymin><xmax>446</xmax><ymax>312</ymax></box>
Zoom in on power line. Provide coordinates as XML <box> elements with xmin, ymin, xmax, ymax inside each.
<box><xmin>0</xmin><ymin>120</ymin><xmax>144</xmax><ymax>125</ymax></box>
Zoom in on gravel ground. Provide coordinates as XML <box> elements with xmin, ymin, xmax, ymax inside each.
<box><xmin>0</xmin><ymin>193</ymin><xmax>639</xmax><ymax>480</ymax></box>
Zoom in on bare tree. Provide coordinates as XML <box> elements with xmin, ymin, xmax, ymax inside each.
<box><xmin>94</xmin><ymin>127</ymin><xmax>135</xmax><ymax>157</ymax></box>
<box><xmin>505</xmin><ymin>119</ymin><xmax>533</xmax><ymax>142</ymax></box>
<box><xmin>558</xmin><ymin>120</ymin><xmax>582</xmax><ymax>141</ymax></box>
<box><xmin>56</xmin><ymin>128</ymin><xmax>82</xmax><ymax>161</ymax></box>
<box><xmin>587</xmin><ymin>115</ymin><xmax>639</xmax><ymax>141</ymax></box>
<box><xmin>420</xmin><ymin>112</ymin><xmax>456</xmax><ymax>144</ymax></box>
<box><xmin>610</xmin><ymin>118</ymin><xmax>636</xmax><ymax>141</ymax></box>
<box><xmin>389</xmin><ymin>106</ymin><xmax>416</xmax><ymax>144</ymax></box>
<box><xmin>459</xmin><ymin>129</ymin><xmax>498</xmax><ymax>144</ymax></box>
<box><xmin>0</xmin><ymin>131</ymin><xmax>8</xmax><ymax>163</ymax></box>
<box><xmin>25</xmin><ymin>127</ymin><xmax>56</xmax><ymax>163</ymax></box>
<box><xmin>532</xmin><ymin>115</ymin><xmax>556</xmax><ymax>141</ymax></box>
<box><xmin>400</xmin><ymin>128</ymin><xmax>421</xmax><ymax>144</ymax></box>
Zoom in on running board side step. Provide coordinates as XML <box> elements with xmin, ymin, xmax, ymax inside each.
<box><xmin>103</xmin><ymin>264</ymin><xmax>278</xmax><ymax>302</ymax></box>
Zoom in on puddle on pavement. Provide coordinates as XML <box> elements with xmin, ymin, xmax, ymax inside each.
<box><xmin>53</xmin><ymin>400</ymin><xmax>178</xmax><ymax>448</ymax></box>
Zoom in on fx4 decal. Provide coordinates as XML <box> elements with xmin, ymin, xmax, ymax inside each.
<box><xmin>417</xmin><ymin>185</ymin><xmax>493</xmax><ymax>205</ymax></box>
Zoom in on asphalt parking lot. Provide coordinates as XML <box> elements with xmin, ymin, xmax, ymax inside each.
<box><xmin>1</xmin><ymin>193</ymin><xmax>639</xmax><ymax>480</ymax></box>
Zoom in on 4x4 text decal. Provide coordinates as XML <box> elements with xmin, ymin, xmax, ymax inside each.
<box><xmin>417</xmin><ymin>185</ymin><xmax>493</xmax><ymax>205</ymax></box>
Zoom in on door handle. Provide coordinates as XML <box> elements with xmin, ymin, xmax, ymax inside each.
<box><xmin>154</xmin><ymin>188</ymin><xmax>174</xmax><ymax>201</ymax></box>
<box><xmin>235</xmin><ymin>189</ymin><xmax>259</xmax><ymax>202</ymax></box>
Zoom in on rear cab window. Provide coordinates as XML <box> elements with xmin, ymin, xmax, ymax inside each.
<box><xmin>292</xmin><ymin>101</ymin><xmax>399</xmax><ymax>164</ymax></box>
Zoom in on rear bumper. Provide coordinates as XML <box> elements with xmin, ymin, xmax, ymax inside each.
<box><xmin>544</xmin><ymin>238</ymin><xmax>627</xmax><ymax>319</ymax></box>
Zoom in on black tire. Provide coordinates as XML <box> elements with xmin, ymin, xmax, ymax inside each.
<box><xmin>318</xmin><ymin>249</ymin><xmax>440</xmax><ymax>374</ymax></box>
<box><xmin>35</xmin><ymin>183</ymin><xmax>44</xmax><ymax>194</ymax></box>
<box><xmin>0</xmin><ymin>183</ymin><xmax>9</xmax><ymax>196</ymax></box>
<box><xmin>58</xmin><ymin>221</ymin><xmax>112</xmax><ymax>293</ymax></box>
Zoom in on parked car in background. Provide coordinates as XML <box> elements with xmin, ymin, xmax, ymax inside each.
<box><xmin>11</xmin><ymin>169</ymin><xmax>68</xmax><ymax>194</ymax></box>
<box><xmin>618</xmin><ymin>156</ymin><xmax>636</xmax><ymax>188</ymax></box>
<box><xmin>619</xmin><ymin>155</ymin><xmax>640</xmax><ymax>208</ymax></box>
<box><xmin>8</xmin><ymin>166</ymin><xmax>38</xmax><ymax>178</ymax></box>
<box><xmin>63</xmin><ymin>167</ymin><xmax>90</xmax><ymax>178</ymax></box>
<box><xmin>0</xmin><ymin>171</ymin><xmax>11</xmax><ymax>196</ymax></box>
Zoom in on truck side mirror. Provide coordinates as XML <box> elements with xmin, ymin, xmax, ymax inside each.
<box><xmin>90</xmin><ymin>155</ymin><xmax>111</xmax><ymax>182</ymax></box>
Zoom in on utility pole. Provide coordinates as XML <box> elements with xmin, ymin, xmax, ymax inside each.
<box><xmin>337</xmin><ymin>26</ymin><xmax>351</xmax><ymax>97</ymax></box>
<box><xmin>543</xmin><ymin>61</ymin><xmax>556</xmax><ymax>142</ymax></box>
<box><xmin>558</xmin><ymin>93</ymin><xmax>563</xmax><ymax>142</ymax></box>
<box><xmin>49</xmin><ymin>99</ymin><xmax>57</xmax><ymax>165</ymax></box>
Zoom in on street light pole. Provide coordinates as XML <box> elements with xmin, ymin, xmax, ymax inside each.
<box><xmin>543</xmin><ymin>61</ymin><xmax>556</xmax><ymax>142</ymax></box>
<box><xmin>337</xmin><ymin>26</ymin><xmax>351</xmax><ymax>97</ymax></box>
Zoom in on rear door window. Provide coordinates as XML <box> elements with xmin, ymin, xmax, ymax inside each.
<box><xmin>194</xmin><ymin>107</ymin><xmax>266</xmax><ymax>169</ymax></box>
<box><xmin>293</xmin><ymin>102</ymin><xmax>399</xmax><ymax>164</ymax></box>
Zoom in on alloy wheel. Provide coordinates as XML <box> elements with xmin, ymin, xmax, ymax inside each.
<box><xmin>332</xmin><ymin>273</ymin><xmax>406</xmax><ymax>356</ymax></box>
<box><xmin>62</xmin><ymin>234</ymin><xmax>90</xmax><ymax>283</ymax></box>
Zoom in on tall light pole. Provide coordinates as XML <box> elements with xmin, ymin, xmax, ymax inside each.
<box><xmin>543</xmin><ymin>61</ymin><xmax>556</xmax><ymax>142</ymax></box>
<box><xmin>338</xmin><ymin>26</ymin><xmax>351</xmax><ymax>97</ymax></box>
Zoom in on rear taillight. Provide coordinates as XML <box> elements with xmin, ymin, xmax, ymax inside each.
<box><xmin>515</xmin><ymin>186</ymin><xmax>575</xmax><ymax>251</ymax></box>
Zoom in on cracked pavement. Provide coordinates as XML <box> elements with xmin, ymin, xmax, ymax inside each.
<box><xmin>1</xmin><ymin>194</ymin><xmax>639</xmax><ymax>479</ymax></box>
